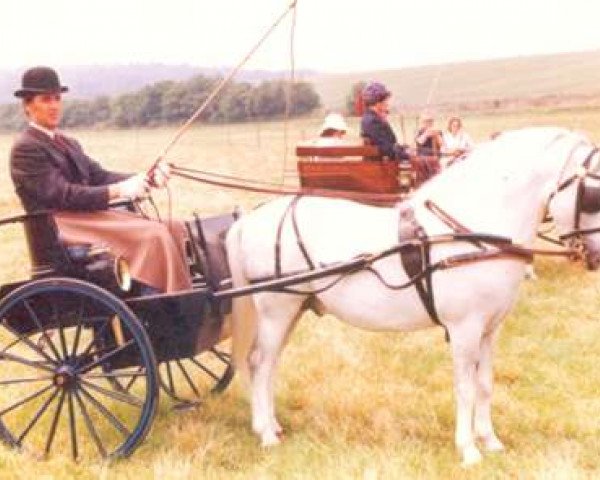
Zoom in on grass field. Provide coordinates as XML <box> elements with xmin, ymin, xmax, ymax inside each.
<box><xmin>0</xmin><ymin>109</ymin><xmax>600</xmax><ymax>478</ymax></box>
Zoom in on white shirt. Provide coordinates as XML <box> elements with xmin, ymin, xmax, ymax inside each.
<box><xmin>29</xmin><ymin>121</ymin><xmax>56</xmax><ymax>140</ymax></box>
<box><xmin>442</xmin><ymin>130</ymin><xmax>473</xmax><ymax>154</ymax></box>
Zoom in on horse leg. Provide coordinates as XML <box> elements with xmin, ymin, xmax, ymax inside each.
<box><xmin>249</xmin><ymin>295</ymin><xmax>304</xmax><ymax>447</ymax></box>
<box><xmin>448</xmin><ymin>319</ymin><xmax>485</xmax><ymax>466</ymax></box>
<box><xmin>474</xmin><ymin>327</ymin><xmax>504</xmax><ymax>452</ymax></box>
<box><xmin>267</xmin><ymin>305</ymin><xmax>305</xmax><ymax>439</ymax></box>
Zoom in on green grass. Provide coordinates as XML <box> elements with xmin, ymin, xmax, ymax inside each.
<box><xmin>0</xmin><ymin>111</ymin><xmax>599</xmax><ymax>478</ymax></box>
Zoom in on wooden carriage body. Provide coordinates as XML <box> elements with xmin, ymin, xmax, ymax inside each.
<box><xmin>296</xmin><ymin>144</ymin><xmax>440</xmax><ymax>198</ymax></box>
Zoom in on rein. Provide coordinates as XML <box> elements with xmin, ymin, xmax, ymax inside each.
<box><xmin>170</xmin><ymin>163</ymin><xmax>405</xmax><ymax>204</ymax></box>
<box><xmin>423</xmin><ymin>200</ymin><xmax>577</xmax><ymax>259</ymax></box>
<box><xmin>240</xmin><ymin>184</ymin><xmax>588</xmax><ymax>337</ymax></box>
<box><xmin>250</xmin><ymin>196</ymin><xmax>567</xmax><ymax>293</ymax></box>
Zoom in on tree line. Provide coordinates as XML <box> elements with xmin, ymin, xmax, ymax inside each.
<box><xmin>0</xmin><ymin>74</ymin><xmax>321</xmax><ymax>130</ymax></box>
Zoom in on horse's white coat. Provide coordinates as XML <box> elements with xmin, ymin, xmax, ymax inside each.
<box><xmin>225</xmin><ymin>127</ymin><xmax>600</xmax><ymax>465</ymax></box>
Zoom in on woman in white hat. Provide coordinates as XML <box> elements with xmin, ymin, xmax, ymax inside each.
<box><xmin>316</xmin><ymin>112</ymin><xmax>348</xmax><ymax>145</ymax></box>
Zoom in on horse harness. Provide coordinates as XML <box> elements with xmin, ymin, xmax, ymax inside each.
<box><xmin>263</xmin><ymin>195</ymin><xmax>553</xmax><ymax>339</ymax></box>
<box><xmin>244</xmin><ymin>143</ymin><xmax>600</xmax><ymax>339</ymax></box>
<box><xmin>550</xmin><ymin>146</ymin><xmax>600</xmax><ymax>243</ymax></box>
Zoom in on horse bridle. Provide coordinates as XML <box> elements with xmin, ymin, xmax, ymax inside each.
<box><xmin>550</xmin><ymin>145</ymin><xmax>600</xmax><ymax>243</ymax></box>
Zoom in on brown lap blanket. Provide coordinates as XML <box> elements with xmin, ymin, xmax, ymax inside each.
<box><xmin>54</xmin><ymin>210</ymin><xmax>192</xmax><ymax>293</ymax></box>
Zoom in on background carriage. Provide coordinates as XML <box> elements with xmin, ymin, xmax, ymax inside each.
<box><xmin>296</xmin><ymin>143</ymin><xmax>441</xmax><ymax>201</ymax></box>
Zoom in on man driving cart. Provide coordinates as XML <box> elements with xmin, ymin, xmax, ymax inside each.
<box><xmin>9</xmin><ymin>66</ymin><xmax>191</xmax><ymax>294</ymax></box>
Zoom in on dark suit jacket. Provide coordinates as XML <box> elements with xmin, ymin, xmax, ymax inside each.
<box><xmin>10</xmin><ymin>126</ymin><xmax>130</xmax><ymax>212</ymax></box>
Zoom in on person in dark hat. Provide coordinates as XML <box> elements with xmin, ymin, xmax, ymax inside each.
<box><xmin>10</xmin><ymin>66</ymin><xmax>191</xmax><ymax>293</ymax></box>
<box><xmin>359</xmin><ymin>81</ymin><xmax>409</xmax><ymax>160</ymax></box>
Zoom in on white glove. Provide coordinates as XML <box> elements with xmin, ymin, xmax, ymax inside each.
<box><xmin>149</xmin><ymin>160</ymin><xmax>171</xmax><ymax>188</ymax></box>
<box><xmin>118</xmin><ymin>173</ymin><xmax>149</xmax><ymax>199</ymax></box>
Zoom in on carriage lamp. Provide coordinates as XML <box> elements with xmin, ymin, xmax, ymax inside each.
<box><xmin>114</xmin><ymin>256</ymin><xmax>132</xmax><ymax>292</ymax></box>
<box><xmin>83</xmin><ymin>253</ymin><xmax>131</xmax><ymax>292</ymax></box>
<box><xmin>398</xmin><ymin>163</ymin><xmax>413</xmax><ymax>191</ymax></box>
<box><xmin>67</xmin><ymin>244</ymin><xmax>131</xmax><ymax>292</ymax></box>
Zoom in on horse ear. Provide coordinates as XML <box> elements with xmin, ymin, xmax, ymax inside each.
<box><xmin>581</xmin><ymin>185</ymin><xmax>600</xmax><ymax>213</ymax></box>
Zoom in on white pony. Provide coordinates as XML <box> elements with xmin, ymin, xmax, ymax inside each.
<box><xmin>225</xmin><ymin>127</ymin><xmax>600</xmax><ymax>465</ymax></box>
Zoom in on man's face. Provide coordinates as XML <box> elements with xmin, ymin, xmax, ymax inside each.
<box><xmin>25</xmin><ymin>92</ymin><xmax>62</xmax><ymax>130</ymax></box>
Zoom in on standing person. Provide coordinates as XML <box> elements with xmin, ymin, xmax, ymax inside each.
<box><xmin>10</xmin><ymin>66</ymin><xmax>191</xmax><ymax>293</ymax></box>
<box><xmin>359</xmin><ymin>82</ymin><xmax>409</xmax><ymax>160</ymax></box>
<box><xmin>441</xmin><ymin>116</ymin><xmax>474</xmax><ymax>161</ymax></box>
<box><xmin>415</xmin><ymin>112</ymin><xmax>442</xmax><ymax>156</ymax></box>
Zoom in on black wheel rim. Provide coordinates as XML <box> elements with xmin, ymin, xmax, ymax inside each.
<box><xmin>0</xmin><ymin>278</ymin><xmax>158</xmax><ymax>460</ymax></box>
<box><xmin>158</xmin><ymin>340</ymin><xmax>234</xmax><ymax>404</ymax></box>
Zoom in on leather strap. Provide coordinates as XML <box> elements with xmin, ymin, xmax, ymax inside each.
<box><xmin>398</xmin><ymin>205</ymin><xmax>446</xmax><ymax>337</ymax></box>
<box><xmin>274</xmin><ymin>196</ymin><xmax>315</xmax><ymax>278</ymax></box>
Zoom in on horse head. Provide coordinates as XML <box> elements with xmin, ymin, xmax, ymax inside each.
<box><xmin>549</xmin><ymin>144</ymin><xmax>600</xmax><ymax>270</ymax></box>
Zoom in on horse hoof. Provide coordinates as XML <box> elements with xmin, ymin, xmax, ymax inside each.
<box><xmin>524</xmin><ymin>265</ymin><xmax>538</xmax><ymax>280</ymax></box>
<box><xmin>482</xmin><ymin>436</ymin><xmax>504</xmax><ymax>452</ymax></box>
<box><xmin>261</xmin><ymin>432</ymin><xmax>281</xmax><ymax>447</ymax></box>
<box><xmin>461</xmin><ymin>445</ymin><xmax>482</xmax><ymax>467</ymax></box>
<box><xmin>270</xmin><ymin>417</ymin><xmax>283</xmax><ymax>434</ymax></box>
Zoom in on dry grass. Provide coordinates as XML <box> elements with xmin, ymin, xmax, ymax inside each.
<box><xmin>0</xmin><ymin>110</ymin><xmax>599</xmax><ymax>478</ymax></box>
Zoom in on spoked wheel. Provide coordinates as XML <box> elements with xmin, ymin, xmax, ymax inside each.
<box><xmin>158</xmin><ymin>340</ymin><xmax>234</xmax><ymax>406</ymax></box>
<box><xmin>0</xmin><ymin>278</ymin><xmax>159</xmax><ymax>460</ymax></box>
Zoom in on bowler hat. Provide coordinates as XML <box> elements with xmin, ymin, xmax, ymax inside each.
<box><xmin>14</xmin><ymin>66</ymin><xmax>68</xmax><ymax>98</ymax></box>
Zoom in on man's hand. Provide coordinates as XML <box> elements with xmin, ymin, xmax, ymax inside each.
<box><xmin>116</xmin><ymin>173</ymin><xmax>149</xmax><ymax>199</ymax></box>
<box><xmin>148</xmin><ymin>160</ymin><xmax>171</xmax><ymax>188</ymax></box>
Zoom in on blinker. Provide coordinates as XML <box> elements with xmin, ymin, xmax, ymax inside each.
<box><xmin>581</xmin><ymin>185</ymin><xmax>600</xmax><ymax>213</ymax></box>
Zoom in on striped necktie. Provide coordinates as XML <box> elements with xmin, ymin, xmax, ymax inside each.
<box><xmin>53</xmin><ymin>133</ymin><xmax>82</xmax><ymax>178</ymax></box>
<box><xmin>53</xmin><ymin>133</ymin><xmax>69</xmax><ymax>153</ymax></box>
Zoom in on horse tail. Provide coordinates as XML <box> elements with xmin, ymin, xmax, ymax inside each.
<box><xmin>226</xmin><ymin>219</ymin><xmax>257</xmax><ymax>387</ymax></box>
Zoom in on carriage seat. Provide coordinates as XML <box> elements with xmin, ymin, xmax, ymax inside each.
<box><xmin>23</xmin><ymin>200</ymin><xmax>139</xmax><ymax>274</ymax></box>
<box><xmin>296</xmin><ymin>143</ymin><xmax>402</xmax><ymax>196</ymax></box>
<box><xmin>21</xmin><ymin>209</ymin><xmax>130</xmax><ymax>294</ymax></box>
<box><xmin>23</xmin><ymin>211</ymin><xmax>74</xmax><ymax>277</ymax></box>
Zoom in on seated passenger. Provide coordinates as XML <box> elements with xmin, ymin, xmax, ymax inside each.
<box><xmin>415</xmin><ymin>113</ymin><xmax>442</xmax><ymax>156</ymax></box>
<box><xmin>315</xmin><ymin>112</ymin><xmax>348</xmax><ymax>146</ymax></box>
<box><xmin>10</xmin><ymin>66</ymin><xmax>191</xmax><ymax>293</ymax></box>
<box><xmin>360</xmin><ymin>82</ymin><xmax>409</xmax><ymax>160</ymax></box>
<box><xmin>441</xmin><ymin>116</ymin><xmax>474</xmax><ymax>161</ymax></box>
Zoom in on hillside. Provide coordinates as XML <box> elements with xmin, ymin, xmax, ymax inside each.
<box><xmin>0</xmin><ymin>64</ymin><xmax>315</xmax><ymax>104</ymax></box>
<box><xmin>312</xmin><ymin>49</ymin><xmax>600</xmax><ymax>112</ymax></box>
<box><xmin>3</xmin><ymin>50</ymin><xmax>600</xmax><ymax>113</ymax></box>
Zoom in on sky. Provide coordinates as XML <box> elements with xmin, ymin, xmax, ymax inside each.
<box><xmin>1</xmin><ymin>0</ymin><xmax>600</xmax><ymax>73</ymax></box>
